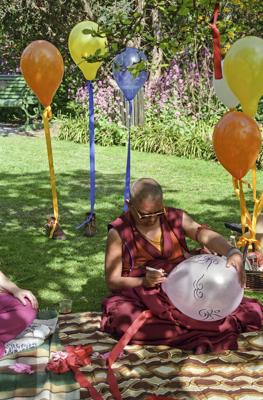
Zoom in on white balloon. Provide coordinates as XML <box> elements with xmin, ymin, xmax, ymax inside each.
<box><xmin>162</xmin><ymin>254</ymin><xmax>244</xmax><ymax>321</ymax></box>
<box><xmin>213</xmin><ymin>61</ymin><xmax>239</xmax><ymax>108</ymax></box>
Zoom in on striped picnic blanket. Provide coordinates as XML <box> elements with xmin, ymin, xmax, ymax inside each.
<box><xmin>59</xmin><ymin>312</ymin><xmax>263</xmax><ymax>400</ymax></box>
<box><xmin>0</xmin><ymin>310</ymin><xmax>79</xmax><ymax>400</ymax></box>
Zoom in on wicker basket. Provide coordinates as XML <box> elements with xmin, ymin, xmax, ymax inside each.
<box><xmin>246</xmin><ymin>271</ymin><xmax>263</xmax><ymax>291</ymax></box>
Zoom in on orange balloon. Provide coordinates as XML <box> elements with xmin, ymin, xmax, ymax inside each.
<box><xmin>20</xmin><ymin>40</ymin><xmax>64</xmax><ymax>107</ymax></box>
<box><xmin>213</xmin><ymin>111</ymin><xmax>261</xmax><ymax>179</ymax></box>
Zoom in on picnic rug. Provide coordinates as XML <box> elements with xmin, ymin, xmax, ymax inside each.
<box><xmin>1</xmin><ymin>311</ymin><xmax>263</xmax><ymax>400</ymax></box>
<box><xmin>59</xmin><ymin>312</ymin><xmax>263</xmax><ymax>400</ymax></box>
<box><xmin>0</xmin><ymin>310</ymin><xmax>79</xmax><ymax>400</ymax></box>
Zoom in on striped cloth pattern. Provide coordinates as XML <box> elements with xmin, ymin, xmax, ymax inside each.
<box><xmin>0</xmin><ymin>310</ymin><xmax>79</xmax><ymax>400</ymax></box>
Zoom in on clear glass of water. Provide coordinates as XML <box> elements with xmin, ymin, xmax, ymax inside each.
<box><xmin>59</xmin><ymin>299</ymin><xmax>72</xmax><ymax>314</ymax></box>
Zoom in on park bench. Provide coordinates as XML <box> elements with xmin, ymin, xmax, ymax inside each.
<box><xmin>0</xmin><ymin>74</ymin><xmax>40</xmax><ymax>125</ymax></box>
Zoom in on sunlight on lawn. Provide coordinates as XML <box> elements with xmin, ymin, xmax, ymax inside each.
<box><xmin>1</xmin><ymin>135</ymin><xmax>263</xmax><ymax>310</ymax></box>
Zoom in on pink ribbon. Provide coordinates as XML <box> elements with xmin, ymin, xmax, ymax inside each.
<box><xmin>9</xmin><ymin>363</ymin><xmax>34</xmax><ymax>374</ymax></box>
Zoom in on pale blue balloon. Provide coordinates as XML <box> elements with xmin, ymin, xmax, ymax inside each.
<box><xmin>112</xmin><ymin>47</ymin><xmax>148</xmax><ymax>101</ymax></box>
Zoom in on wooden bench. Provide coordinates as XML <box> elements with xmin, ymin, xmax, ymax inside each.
<box><xmin>0</xmin><ymin>74</ymin><xmax>40</xmax><ymax>125</ymax></box>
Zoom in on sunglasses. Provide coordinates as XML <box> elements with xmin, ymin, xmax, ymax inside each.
<box><xmin>132</xmin><ymin>204</ymin><xmax>165</xmax><ymax>220</ymax></box>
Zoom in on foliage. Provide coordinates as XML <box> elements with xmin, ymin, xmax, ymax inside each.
<box><xmin>144</xmin><ymin>44</ymin><xmax>227</xmax><ymax>121</ymax></box>
<box><xmin>1</xmin><ymin>0</ymin><xmax>263</xmax><ymax>116</ymax></box>
<box><xmin>175</xmin><ymin>126</ymin><xmax>214</xmax><ymax>161</ymax></box>
<box><xmin>74</xmin><ymin>78</ymin><xmax>122</xmax><ymax>123</ymax></box>
<box><xmin>58</xmin><ymin>41</ymin><xmax>220</xmax><ymax>163</ymax></box>
<box><xmin>58</xmin><ymin>105</ymin><xmax>215</xmax><ymax>162</ymax></box>
<box><xmin>1</xmin><ymin>1</ymin><xmax>261</xmax><ymax>63</ymax></box>
<box><xmin>130</xmin><ymin>119</ymin><xmax>180</xmax><ymax>155</ymax></box>
<box><xmin>0</xmin><ymin>0</ymin><xmax>262</xmax><ymax>171</ymax></box>
<box><xmin>59</xmin><ymin>112</ymin><xmax>127</xmax><ymax>146</ymax></box>
<box><xmin>57</xmin><ymin>113</ymin><xmax>87</xmax><ymax>144</ymax></box>
<box><xmin>95</xmin><ymin>118</ymin><xmax>127</xmax><ymax>146</ymax></box>
<box><xmin>59</xmin><ymin>75</ymin><xmax>126</xmax><ymax>145</ymax></box>
<box><xmin>131</xmin><ymin>117</ymin><xmax>215</xmax><ymax>161</ymax></box>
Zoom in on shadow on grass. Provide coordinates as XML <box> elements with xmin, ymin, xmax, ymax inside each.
<box><xmin>0</xmin><ymin>169</ymin><xmax>126</xmax><ymax>311</ymax></box>
<box><xmin>0</xmin><ymin>168</ymin><xmax>259</xmax><ymax>311</ymax></box>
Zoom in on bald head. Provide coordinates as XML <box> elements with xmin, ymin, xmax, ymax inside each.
<box><xmin>130</xmin><ymin>178</ymin><xmax>163</xmax><ymax>204</ymax></box>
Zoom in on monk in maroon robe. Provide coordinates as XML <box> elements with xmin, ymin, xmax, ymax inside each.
<box><xmin>101</xmin><ymin>178</ymin><xmax>263</xmax><ymax>354</ymax></box>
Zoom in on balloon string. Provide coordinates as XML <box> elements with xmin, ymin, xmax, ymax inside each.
<box><xmin>232</xmin><ymin>177</ymin><xmax>252</xmax><ymax>227</ymax></box>
<box><xmin>232</xmin><ymin>176</ymin><xmax>261</xmax><ymax>250</ymax></box>
<box><xmin>210</xmin><ymin>2</ymin><xmax>222</xmax><ymax>79</ymax></box>
<box><xmin>77</xmin><ymin>80</ymin><xmax>95</xmax><ymax>229</ymax></box>
<box><xmin>43</xmin><ymin>106</ymin><xmax>59</xmax><ymax>238</ymax></box>
<box><xmin>251</xmin><ymin>164</ymin><xmax>263</xmax><ymax>248</ymax></box>
<box><xmin>123</xmin><ymin>100</ymin><xmax>132</xmax><ymax>211</ymax></box>
<box><xmin>252</xmin><ymin>164</ymin><xmax>257</xmax><ymax>202</ymax></box>
<box><xmin>239</xmin><ymin>180</ymin><xmax>248</xmax><ymax>234</ymax></box>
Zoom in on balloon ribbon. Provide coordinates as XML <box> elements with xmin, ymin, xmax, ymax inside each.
<box><xmin>123</xmin><ymin>100</ymin><xmax>132</xmax><ymax>211</ymax></box>
<box><xmin>46</xmin><ymin>345</ymin><xmax>103</xmax><ymax>399</ymax></box>
<box><xmin>77</xmin><ymin>80</ymin><xmax>95</xmax><ymax>229</ymax></box>
<box><xmin>232</xmin><ymin>165</ymin><xmax>263</xmax><ymax>250</ymax></box>
<box><xmin>107</xmin><ymin>310</ymin><xmax>153</xmax><ymax>399</ymax></box>
<box><xmin>210</xmin><ymin>2</ymin><xmax>222</xmax><ymax>79</ymax></box>
<box><xmin>43</xmin><ymin>106</ymin><xmax>59</xmax><ymax>238</ymax></box>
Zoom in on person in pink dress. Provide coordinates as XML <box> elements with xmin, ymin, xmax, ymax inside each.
<box><xmin>101</xmin><ymin>178</ymin><xmax>263</xmax><ymax>354</ymax></box>
<box><xmin>0</xmin><ymin>270</ymin><xmax>38</xmax><ymax>357</ymax></box>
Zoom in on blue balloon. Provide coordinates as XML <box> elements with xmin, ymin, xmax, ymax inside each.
<box><xmin>112</xmin><ymin>47</ymin><xmax>148</xmax><ymax>101</ymax></box>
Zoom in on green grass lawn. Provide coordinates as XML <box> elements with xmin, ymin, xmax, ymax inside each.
<box><xmin>1</xmin><ymin>134</ymin><xmax>263</xmax><ymax>312</ymax></box>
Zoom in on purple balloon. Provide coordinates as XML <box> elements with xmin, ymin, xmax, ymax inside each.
<box><xmin>162</xmin><ymin>254</ymin><xmax>244</xmax><ymax>321</ymax></box>
<box><xmin>112</xmin><ymin>47</ymin><xmax>148</xmax><ymax>101</ymax></box>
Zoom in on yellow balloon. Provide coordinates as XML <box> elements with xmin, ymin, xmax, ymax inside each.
<box><xmin>68</xmin><ymin>20</ymin><xmax>107</xmax><ymax>80</ymax></box>
<box><xmin>224</xmin><ymin>36</ymin><xmax>263</xmax><ymax>117</ymax></box>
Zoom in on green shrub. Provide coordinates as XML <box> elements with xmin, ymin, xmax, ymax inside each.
<box><xmin>58</xmin><ymin>113</ymin><xmax>87</xmax><ymax>144</ymax></box>
<box><xmin>131</xmin><ymin>126</ymin><xmax>179</xmax><ymax>155</ymax></box>
<box><xmin>175</xmin><ymin>120</ymin><xmax>215</xmax><ymax>161</ymax></box>
<box><xmin>95</xmin><ymin>118</ymin><xmax>127</xmax><ymax>146</ymax></box>
<box><xmin>58</xmin><ymin>112</ymin><xmax>127</xmax><ymax>146</ymax></box>
<box><xmin>58</xmin><ymin>101</ymin><xmax>262</xmax><ymax>167</ymax></box>
<box><xmin>130</xmin><ymin>114</ymin><xmax>181</xmax><ymax>155</ymax></box>
<box><xmin>58</xmin><ymin>107</ymin><xmax>216</xmax><ymax>162</ymax></box>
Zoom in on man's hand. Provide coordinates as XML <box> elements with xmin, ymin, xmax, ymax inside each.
<box><xmin>226</xmin><ymin>253</ymin><xmax>246</xmax><ymax>287</ymax></box>
<box><xmin>143</xmin><ymin>268</ymin><xmax>167</xmax><ymax>288</ymax></box>
<box><xmin>12</xmin><ymin>288</ymin><xmax>39</xmax><ymax>309</ymax></box>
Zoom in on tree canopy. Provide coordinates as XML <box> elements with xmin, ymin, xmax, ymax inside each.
<box><xmin>1</xmin><ymin>0</ymin><xmax>262</xmax><ymax>75</ymax></box>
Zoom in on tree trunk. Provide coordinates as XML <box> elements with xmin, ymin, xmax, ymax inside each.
<box><xmin>127</xmin><ymin>0</ymin><xmax>145</xmax><ymax>48</ymax></box>
<box><xmin>149</xmin><ymin>7</ymin><xmax>163</xmax><ymax>85</ymax></box>
<box><xmin>80</xmin><ymin>0</ymin><xmax>94</xmax><ymax>20</ymax></box>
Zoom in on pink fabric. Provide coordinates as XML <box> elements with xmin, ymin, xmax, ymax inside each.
<box><xmin>101</xmin><ymin>210</ymin><xmax>263</xmax><ymax>354</ymax></box>
<box><xmin>0</xmin><ymin>293</ymin><xmax>37</xmax><ymax>357</ymax></box>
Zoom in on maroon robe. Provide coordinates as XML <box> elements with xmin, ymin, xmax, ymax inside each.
<box><xmin>101</xmin><ymin>208</ymin><xmax>263</xmax><ymax>354</ymax></box>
